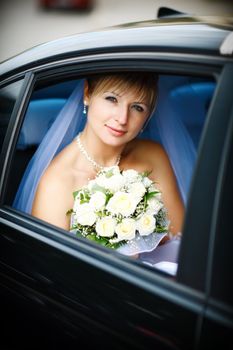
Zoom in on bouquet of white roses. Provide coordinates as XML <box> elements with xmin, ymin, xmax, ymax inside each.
<box><xmin>68</xmin><ymin>166</ymin><xmax>169</xmax><ymax>255</ymax></box>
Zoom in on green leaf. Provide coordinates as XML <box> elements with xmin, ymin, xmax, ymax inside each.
<box><xmin>73</xmin><ymin>190</ymin><xmax>80</xmax><ymax>199</ymax></box>
<box><xmin>105</xmin><ymin>192</ymin><xmax>113</xmax><ymax>204</ymax></box>
<box><xmin>140</xmin><ymin>170</ymin><xmax>152</xmax><ymax>178</ymax></box>
<box><xmin>155</xmin><ymin>226</ymin><xmax>168</xmax><ymax>233</ymax></box>
<box><xmin>145</xmin><ymin>191</ymin><xmax>159</xmax><ymax>200</ymax></box>
<box><xmin>86</xmin><ymin>234</ymin><xmax>98</xmax><ymax>242</ymax></box>
<box><xmin>83</xmin><ymin>233</ymin><xmax>124</xmax><ymax>249</ymax></box>
<box><xmin>91</xmin><ymin>184</ymin><xmax>106</xmax><ymax>194</ymax></box>
<box><xmin>66</xmin><ymin>209</ymin><xmax>73</xmax><ymax>216</ymax></box>
<box><xmin>105</xmin><ymin>169</ymin><xmax>114</xmax><ymax>178</ymax></box>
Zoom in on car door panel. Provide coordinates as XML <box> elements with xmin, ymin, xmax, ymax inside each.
<box><xmin>0</xmin><ymin>210</ymin><xmax>202</xmax><ymax>349</ymax></box>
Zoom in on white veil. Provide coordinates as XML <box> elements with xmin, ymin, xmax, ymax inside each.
<box><xmin>150</xmin><ymin>76</ymin><xmax>197</xmax><ymax>204</ymax></box>
<box><xmin>14</xmin><ymin>77</ymin><xmax>196</xmax><ymax>212</ymax></box>
<box><xmin>13</xmin><ymin>80</ymin><xmax>85</xmax><ymax>213</ymax></box>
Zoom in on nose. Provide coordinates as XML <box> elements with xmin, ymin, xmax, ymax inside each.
<box><xmin>115</xmin><ymin>105</ymin><xmax>129</xmax><ymax>125</ymax></box>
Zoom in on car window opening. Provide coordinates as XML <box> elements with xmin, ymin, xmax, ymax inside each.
<box><xmin>5</xmin><ymin>72</ymin><xmax>216</xmax><ymax>275</ymax></box>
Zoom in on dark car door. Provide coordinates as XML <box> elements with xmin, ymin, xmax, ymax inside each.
<box><xmin>0</xmin><ymin>51</ymin><xmax>232</xmax><ymax>349</ymax></box>
<box><xmin>197</xmin><ymin>64</ymin><xmax>233</xmax><ymax>349</ymax></box>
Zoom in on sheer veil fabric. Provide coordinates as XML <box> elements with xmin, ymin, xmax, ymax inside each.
<box><xmin>13</xmin><ymin>78</ymin><xmax>196</xmax><ymax>258</ymax></box>
<box><xmin>13</xmin><ymin>80</ymin><xmax>85</xmax><ymax>214</ymax></box>
<box><xmin>151</xmin><ymin>78</ymin><xmax>197</xmax><ymax>204</ymax></box>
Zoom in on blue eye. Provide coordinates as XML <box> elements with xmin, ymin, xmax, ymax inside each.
<box><xmin>133</xmin><ymin>105</ymin><xmax>144</xmax><ymax>112</ymax></box>
<box><xmin>105</xmin><ymin>96</ymin><xmax>117</xmax><ymax>103</ymax></box>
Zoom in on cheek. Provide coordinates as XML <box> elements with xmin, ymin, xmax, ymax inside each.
<box><xmin>87</xmin><ymin>102</ymin><xmax>102</xmax><ymax>121</ymax></box>
<box><xmin>89</xmin><ymin>99</ymin><xmax>110</xmax><ymax>117</ymax></box>
<box><xmin>130</xmin><ymin>115</ymin><xmax>148</xmax><ymax>130</ymax></box>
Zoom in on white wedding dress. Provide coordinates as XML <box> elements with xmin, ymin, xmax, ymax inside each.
<box><xmin>139</xmin><ymin>235</ymin><xmax>181</xmax><ymax>275</ymax></box>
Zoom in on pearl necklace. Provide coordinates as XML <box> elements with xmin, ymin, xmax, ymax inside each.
<box><xmin>76</xmin><ymin>133</ymin><xmax>121</xmax><ymax>172</ymax></box>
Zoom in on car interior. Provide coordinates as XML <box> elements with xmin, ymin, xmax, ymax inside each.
<box><xmin>5</xmin><ymin>73</ymin><xmax>216</xmax><ymax>210</ymax></box>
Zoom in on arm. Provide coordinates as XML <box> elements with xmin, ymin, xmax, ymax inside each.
<box><xmin>150</xmin><ymin>143</ymin><xmax>185</xmax><ymax>235</ymax></box>
<box><xmin>31</xmin><ymin>171</ymin><xmax>71</xmax><ymax>231</ymax></box>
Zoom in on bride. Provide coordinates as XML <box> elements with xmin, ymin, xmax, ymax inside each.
<box><xmin>30</xmin><ymin>72</ymin><xmax>184</xmax><ymax>237</ymax></box>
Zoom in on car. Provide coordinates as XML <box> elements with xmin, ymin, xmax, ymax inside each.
<box><xmin>0</xmin><ymin>9</ymin><xmax>233</xmax><ymax>349</ymax></box>
<box><xmin>39</xmin><ymin>0</ymin><xmax>94</xmax><ymax>11</ymax></box>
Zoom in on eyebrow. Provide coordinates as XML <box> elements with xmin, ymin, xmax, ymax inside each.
<box><xmin>105</xmin><ymin>91</ymin><xmax>149</xmax><ymax>107</ymax></box>
<box><xmin>134</xmin><ymin>101</ymin><xmax>149</xmax><ymax>107</ymax></box>
<box><xmin>105</xmin><ymin>90</ymin><xmax>122</xmax><ymax>97</ymax></box>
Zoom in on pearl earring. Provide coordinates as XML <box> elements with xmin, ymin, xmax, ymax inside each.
<box><xmin>83</xmin><ymin>101</ymin><xmax>87</xmax><ymax>115</ymax></box>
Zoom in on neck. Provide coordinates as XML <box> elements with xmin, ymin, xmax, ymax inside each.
<box><xmin>79</xmin><ymin>128</ymin><xmax>124</xmax><ymax>169</ymax></box>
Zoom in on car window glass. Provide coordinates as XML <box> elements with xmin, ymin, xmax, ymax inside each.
<box><xmin>0</xmin><ymin>80</ymin><xmax>23</xmax><ymax>153</ymax></box>
<box><xmin>5</xmin><ymin>73</ymin><xmax>216</xmax><ymax>275</ymax></box>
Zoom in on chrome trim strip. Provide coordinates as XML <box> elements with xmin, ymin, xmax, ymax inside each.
<box><xmin>220</xmin><ymin>31</ymin><xmax>233</xmax><ymax>55</ymax></box>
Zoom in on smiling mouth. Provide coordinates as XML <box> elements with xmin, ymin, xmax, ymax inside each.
<box><xmin>105</xmin><ymin>125</ymin><xmax>127</xmax><ymax>135</ymax></box>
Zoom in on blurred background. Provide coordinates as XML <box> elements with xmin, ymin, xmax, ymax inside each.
<box><xmin>0</xmin><ymin>0</ymin><xmax>232</xmax><ymax>63</ymax></box>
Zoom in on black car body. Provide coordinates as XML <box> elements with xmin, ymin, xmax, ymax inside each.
<box><xmin>0</xmin><ymin>13</ymin><xmax>233</xmax><ymax>349</ymax></box>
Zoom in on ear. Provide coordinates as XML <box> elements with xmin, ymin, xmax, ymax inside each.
<box><xmin>84</xmin><ymin>80</ymin><xmax>90</xmax><ymax>105</ymax></box>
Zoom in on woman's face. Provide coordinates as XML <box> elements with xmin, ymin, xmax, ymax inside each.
<box><xmin>84</xmin><ymin>84</ymin><xmax>151</xmax><ymax>147</ymax></box>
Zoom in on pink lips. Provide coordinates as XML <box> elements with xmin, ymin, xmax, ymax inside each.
<box><xmin>105</xmin><ymin>125</ymin><xmax>127</xmax><ymax>136</ymax></box>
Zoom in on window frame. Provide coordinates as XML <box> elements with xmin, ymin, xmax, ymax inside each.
<box><xmin>0</xmin><ymin>51</ymin><xmax>227</xmax><ymax>295</ymax></box>
<box><xmin>198</xmin><ymin>64</ymin><xmax>233</xmax><ymax>344</ymax></box>
<box><xmin>0</xmin><ymin>79</ymin><xmax>25</xmax><ymax>153</ymax></box>
<box><xmin>0</xmin><ymin>73</ymin><xmax>34</xmax><ymax>204</ymax></box>
<box><xmin>177</xmin><ymin>63</ymin><xmax>233</xmax><ymax>290</ymax></box>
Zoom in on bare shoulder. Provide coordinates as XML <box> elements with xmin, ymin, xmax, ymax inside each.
<box><xmin>139</xmin><ymin>139</ymin><xmax>164</xmax><ymax>151</ymax></box>
<box><xmin>37</xmin><ymin>162</ymin><xmax>67</xmax><ymax>195</ymax></box>
<box><xmin>33</xmin><ymin>161</ymin><xmax>73</xmax><ymax>211</ymax></box>
<box><xmin>38</xmin><ymin>148</ymin><xmax>70</xmax><ymax>191</ymax></box>
<box><xmin>31</xmin><ymin>143</ymin><xmax>76</xmax><ymax>229</ymax></box>
<box><xmin>127</xmin><ymin>138</ymin><xmax>168</xmax><ymax>165</ymax></box>
<box><xmin>125</xmin><ymin>138</ymin><xmax>177</xmax><ymax>191</ymax></box>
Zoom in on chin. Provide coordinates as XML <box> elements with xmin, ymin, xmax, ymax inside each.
<box><xmin>102</xmin><ymin>137</ymin><xmax>125</xmax><ymax>148</ymax></box>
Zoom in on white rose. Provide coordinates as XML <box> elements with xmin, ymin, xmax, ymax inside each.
<box><xmin>115</xmin><ymin>218</ymin><xmax>136</xmax><ymax>241</ymax></box>
<box><xmin>128</xmin><ymin>182</ymin><xmax>146</xmax><ymax>200</ymax></box>
<box><xmin>95</xmin><ymin>167</ymin><xmax>121</xmax><ymax>189</ymax></box>
<box><xmin>96</xmin><ymin>174</ymin><xmax>108</xmax><ymax>188</ymax></box>
<box><xmin>87</xmin><ymin>179</ymin><xmax>97</xmax><ymax>191</ymax></box>
<box><xmin>75</xmin><ymin>203</ymin><xmax>97</xmax><ymax>226</ymax></box>
<box><xmin>73</xmin><ymin>195</ymin><xmax>82</xmax><ymax>212</ymax></box>
<box><xmin>122</xmin><ymin>169</ymin><xmax>139</xmax><ymax>184</ymax></box>
<box><xmin>96</xmin><ymin>217</ymin><xmax>116</xmax><ymax>237</ymax></box>
<box><xmin>142</xmin><ymin>176</ymin><xmax>153</xmax><ymax>188</ymax></box>
<box><xmin>106</xmin><ymin>191</ymin><xmax>138</xmax><ymax>217</ymax></box>
<box><xmin>106</xmin><ymin>165</ymin><xmax>120</xmax><ymax>175</ymax></box>
<box><xmin>89</xmin><ymin>191</ymin><xmax>106</xmax><ymax>210</ymax></box>
<box><xmin>73</xmin><ymin>191</ymin><xmax>89</xmax><ymax>212</ymax></box>
<box><xmin>147</xmin><ymin>197</ymin><xmax>163</xmax><ymax>215</ymax></box>
<box><xmin>105</xmin><ymin>174</ymin><xmax>125</xmax><ymax>192</ymax></box>
<box><xmin>137</xmin><ymin>213</ymin><xmax>156</xmax><ymax>236</ymax></box>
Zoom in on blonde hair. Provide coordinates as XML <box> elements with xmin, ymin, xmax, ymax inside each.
<box><xmin>86</xmin><ymin>72</ymin><xmax>158</xmax><ymax>114</ymax></box>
